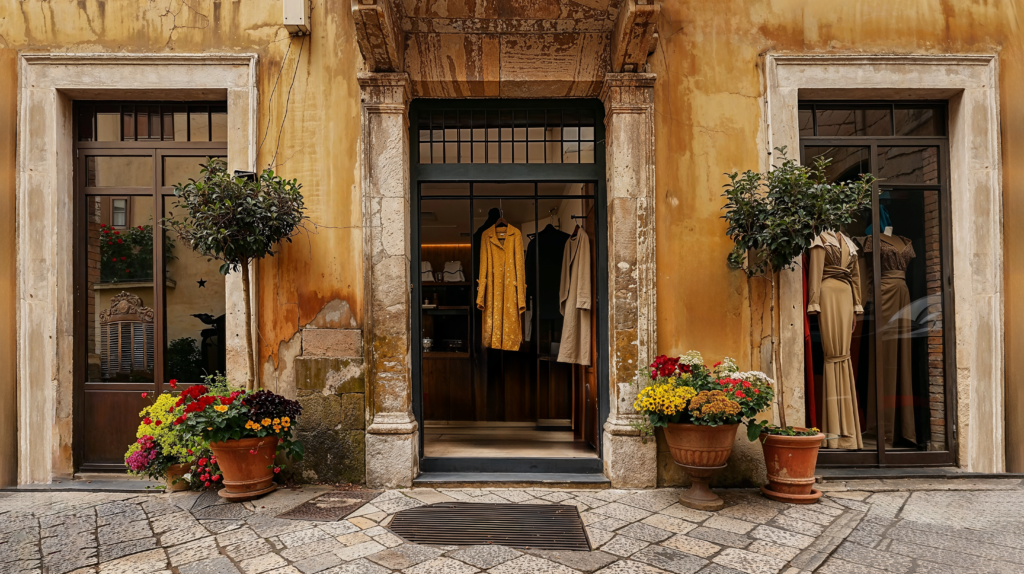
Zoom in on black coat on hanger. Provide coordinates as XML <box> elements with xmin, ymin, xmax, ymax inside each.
<box><xmin>526</xmin><ymin>223</ymin><xmax>571</xmax><ymax>321</ymax></box>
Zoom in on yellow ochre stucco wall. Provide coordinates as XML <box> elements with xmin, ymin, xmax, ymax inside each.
<box><xmin>0</xmin><ymin>0</ymin><xmax>1022</xmax><ymax>481</ymax></box>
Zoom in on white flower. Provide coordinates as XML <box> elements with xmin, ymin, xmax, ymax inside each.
<box><xmin>732</xmin><ymin>370</ymin><xmax>774</xmax><ymax>386</ymax></box>
<box><xmin>679</xmin><ymin>350</ymin><xmax>704</xmax><ymax>366</ymax></box>
<box><xmin>720</xmin><ymin>357</ymin><xmax>739</xmax><ymax>373</ymax></box>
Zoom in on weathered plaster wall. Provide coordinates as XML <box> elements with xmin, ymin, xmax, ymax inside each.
<box><xmin>649</xmin><ymin>0</ymin><xmax>1024</xmax><ymax>478</ymax></box>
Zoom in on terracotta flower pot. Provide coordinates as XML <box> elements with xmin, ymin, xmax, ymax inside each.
<box><xmin>209</xmin><ymin>436</ymin><xmax>279</xmax><ymax>501</ymax></box>
<box><xmin>663</xmin><ymin>423</ymin><xmax>739</xmax><ymax>511</ymax></box>
<box><xmin>165</xmin><ymin>462</ymin><xmax>191</xmax><ymax>492</ymax></box>
<box><xmin>759</xmin><ymin>430</ymin><xmax>825</xmax><ymax>504</ymax></box>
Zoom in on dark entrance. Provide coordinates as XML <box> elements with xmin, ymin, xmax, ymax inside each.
<box><xmin>799</xmin><ymin>101</ymin><xmax>957</xmax><ymax>467</ymax></box>
<box><xmin>409</xmin><ymin>100</ymin><xmax>608</xmax><ymax>474</ymax></box>
<box><xmin>73</xmin><ymin>102</ymin><xmax>228</xmax><ymax>470</ymax></box>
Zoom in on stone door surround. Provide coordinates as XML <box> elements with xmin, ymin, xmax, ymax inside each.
<box><xmin>354</xmin><ymin>1</ymin><xmax>663</xmax><ymax>488</ymax></box>
<box><xmin>15</xmin><ymin>53</ymin><xmax>258</xmax><ymax>484</ymax></box>
<box><xmin>765</xmin><ymin>54</ymin><xmax>1004</xmax><ymax>473</ymax></box>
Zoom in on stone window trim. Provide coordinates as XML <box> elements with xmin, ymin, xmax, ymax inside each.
<box><xmin>15</xmin><ymin>52</ymin><xmax>258</xmax><ymax>484</ymax></box>
<box><xmin>764</xmin><ymin>53</ymin><xmax>1003</xmax><ymax>472</ymax></box>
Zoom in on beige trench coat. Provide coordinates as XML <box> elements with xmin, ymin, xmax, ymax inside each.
<box><xmin>557</xmin><ymin>229</ymin><xmax>592</xmax><ymax>365</ymax></box>
<box><xmin>476</xmin><ymin>224</ymin><xmax>527</xmax><ymax>351</ymax></box>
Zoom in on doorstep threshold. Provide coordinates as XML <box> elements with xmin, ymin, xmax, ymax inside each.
<box><xmin>414</xmin><ymin>472</ymin><xmax>610</xmax><ymax>489</ymax></box>
<box><xmin>0</xmin><ymin>474</ymin><xmax>164</xmax><ymax>493</ymax></box>
<box><xmin>817</xmin><ymin>466</ymin><xmax>1024</xmax><ymax>481</ymax></box>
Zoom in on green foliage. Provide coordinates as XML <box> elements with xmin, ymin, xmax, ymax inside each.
<box><xmin>99</xmin><ymin>224</ymin><xmax>175</xmax><ymax>282</ymax></box>
<box><xmin>759</xmin><ymin>425</ymin><xmax>822</xmax><ymax>438</ymax></box>
<box><xmin>721</xmin><ymin>147</ymin><xmax>876</xmax><ymax>279</ymax></box>
<box><xmin>166</xmin><ymin>337</ymin><xmax>204</xmax><ymax>382</ymax></box>
<box><xmin>162</xmin><ymin>158</ymin><xmax>309</xmax><ymax>276</ymax></box>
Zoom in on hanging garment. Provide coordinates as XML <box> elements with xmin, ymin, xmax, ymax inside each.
<box><xmin>526</xmin><ymin>224</ymin><xmax>571</xmax><ymax>321</ymax></box>
<box><xmin>808</xmin><ymin>231</ymin><xmax>864</xmax><ymax>450</ymax></box>
<box><xmin>862</xmin><ymin>234</ymin><xmax>917</xmax><ymax>446</ymax></box>
<box><xmin>421</xmin><ymin>261</ymin><xmax>435</xmax><ymax>282</ymax></box>
<box><xmin>476</xmin><ymin>224</ymin><xmax>527</xmax><ymax>351</ymax></box>
<box><xmin>557</xmin><ymin>229</ymin><xmax>592</xmax><ymax>365</ymax></box>
<box><xmin>443</xmin><ymin>261</ymin><xmax>466</xmax><ymax>282</ymax></box>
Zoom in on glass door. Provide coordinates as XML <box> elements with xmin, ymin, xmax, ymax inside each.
<box><xmin>799</xmin><ymin>102</ymin><xmax>956</xmax><ymax>467</ymax></box>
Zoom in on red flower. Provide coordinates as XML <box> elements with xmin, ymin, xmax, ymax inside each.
<box><xmin>143</xmin><ymin>417</ymin><xmax>152</xmax><ymax>425</ymax></box>
<box><xmin>100</xmin><ymin>224</ymin><xmax>106</xmax><ymax>228</ymax></box>
<box><xmin>111</xmin><ymin>258</ymin><xmax>117</xmax><ymax>262</ymax></box>
<box><xmin>121</xmin><ymin>257</ymin><xmax>127</xmax><ymax>261</ymax></box>
<box><xmin>113</xmin><ymin>231</ymin><xmax>120</xmax><ymax>235</ymax></box>
<box><xmin>107</xmin><ymin>241</ymin><xmax>112</xmax><ymax>245</ymax></box>
<box><xmin>198</xmin><ymin>457</ymin><xmax>208</xmax><ymax>466</ymax></box>
<box><xmin>219</xmin><ymin>396</ymin><xmax>234</xmax><ymax>406</ymax></box>
<box><xmin>735</xmin><ymin>390</ymin><xmax>746</xmax><ymax>399</ymax></box>
<box><xmin>754</xmin><ymin>389</ymin><xmax>760</xmax><ymax>394</ymax></box>
<box><xmin>713</xmin><ymin>361</ymin><xmax>722</xmax><ymax>368</ymax></box>
<box><xmin>273</xmin><ymin>466</ymin><xmax>281</xmax><ymax>474</ymax></box>
<box><xmin>204</xmin><ymin>481</ymin><xmax>211</xmax><ymax>487</ymax></box>
<box><xmin>187</xmin><ymin>449</ymin><xmax>193</xmax><ymax>454</ymax></box>
<box><xmin>169</xmin><ymin>379</ymin><xmax>178</xmax><ymax>389</ymax></box>
<box><xmin>137</xmin><ymin>226</ymin><xmax>143</xmax><ymax>231</ymax></box>
<box><xmin>212</xmin><ymin>475</ymin><xmax>220</xmax><ymax>481</ymax></box>
<box><xmin>141</xmin><ymin>392</ymin><xmax>148</xmax><ymax>398</ymax></box>
<box><xmin>117</xmin><ymin>239</ymin><xmax>123</xmax><ymax>244</ymax></box>
<box><xmin>742</xmin><ymin>381</ymin><xmax>751</xmax><ymax>388</ymax></box>
<box><xmin>154</xmin><ymin>420</ymin><xmax>162</xmax><ymax>426</ymax></box>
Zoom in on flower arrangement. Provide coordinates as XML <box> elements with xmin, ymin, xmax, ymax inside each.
<box><xmin>174</xmin><ymin>382</ymin><xmax>305</xmax><ymax>472</ymax></box>
<box><xmin>632</xmin><ymin>351</ymin><xmax>775</xmax><ymax>439</ymax></box>
<box><xmin>124</xmin><ymin>388</ymin><xmax>195</xmax><ymax>483</ymax></box>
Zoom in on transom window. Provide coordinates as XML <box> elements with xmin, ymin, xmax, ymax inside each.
<box><xmin>77</xmin><ymin>102</ymin><xmax>228</xmax><ymax>142</ymax></box>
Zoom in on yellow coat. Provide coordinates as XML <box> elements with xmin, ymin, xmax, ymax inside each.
<box><xmin>476</xmin><ymin>224</ymin><xmax>527</xmax><ymax>350</ymax></box>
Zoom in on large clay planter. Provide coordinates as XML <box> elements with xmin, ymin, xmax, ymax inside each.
<box><xmin>759</xmin><ymin>430</ymin><xmax>825</xmax><ymax>504</ymax></box>
<box><xmin>209</xmin><ymin>437</ymin><xmax>279</xmax><ymax>501</ymax></box>
<box><xmin>165</xmin><ymin>462</ymin><xmax>191</xmax><ymax>492</ymax></box>
<box><xmin>663</xmin><ymin>423</ymin><xmax>739</xmax><ymax>511</ymax></box>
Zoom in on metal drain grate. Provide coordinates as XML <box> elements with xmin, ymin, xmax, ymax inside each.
<box><xmin>389</xmin><ymin>502</ymin><xmax>591</xmax><ymax>550</ymax></box>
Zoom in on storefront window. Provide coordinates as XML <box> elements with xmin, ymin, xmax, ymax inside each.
<box><xmin>76</xmin><ymin>101</ymin><xmax>228</xmax><ymax>467</ymax></box>
<box><xmin>800</xmin><ymin>102</ymin><xmax>953</xmax><ymax>466</ymax></box>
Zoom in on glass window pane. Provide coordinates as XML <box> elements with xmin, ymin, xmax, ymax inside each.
<box><xmin>868</xmin><ymin>189</ymin><xmax>947</xmax><ymax>451</ymax></box>
<box><xmin>803</xmin><ymin>146</ymin><xmax>870</xmax><ymax>183</ymax></box>
<box><xmin>513</xmin><ymin>142</ymin><xmax>527</xmax><ymax>163</ymax></box>
<box><xmin>163</xmin><ymin>156</ymin><xmax>223</xmax><ymax>187</ymax></box>
<box><xmin>815</xmin><ymin>107</ymin><xmax>892</xmax><ymax>136</ymax></box>
<box><xmin>472</xmin><ymin>183</ymin><xmax>534</xmax><ymax>196</ymax></box>
<box><xmin>163</xmin><ymin>197</ymin><xmax>227</xmax><ymax>384</ymax></box>
<box><xmin>421</xmin><ymin>183</ymin><xmax>469</xmax><ymax>196</ymax></box>
<box><xmin>86</xmin><ymin>195</ymin><xmax>156</xmax><ymax>383</ymax></box>
<box><xmin>78</xmin><ymin>110</ymin><xmax>94</xmax><ymax>142</ymax></box>
<box><xmin>86</xmin><ymin>156</ymin><xmax>154</xmax><ymax>187</ymax></box>
<box><xmin>210</xmin><ymin>106</ymin><xmax>228</xmax><ymax>142</ymax></box>
<box><xmin>799</xmin><ymin>108</ymin><xmax>814</xmax><ymax>136</ymax></box>
<box><xmin>580</xmin><ymin>141</ymin><xmax>595</xmax><ymax>164</ymax></box>
<box><xmin>96</xmin><ymin>112</ymin><xmax>120</xmax><ymax>141</ymax></box>
<box><xmin>538</xmin><ymin>183</ymin><xmax>590</xmax><ymax>196</ymax></box>
<box><xmin>111</xmin><ymin>199</ymin><xmax>128</xmax><ymax>227</ymax></box>
<box><xmin>527</xmin><ymin>142</ymin><xmax>545</xmax><ymax>163</ymax></box>
<box><xmin>190</xmin><ymin>107</ymin><xmax>210</xmax><ymax>142</ymax></box>
<box><xmin>876</xmin><ymin>146</ymin><xmax>940</xmax><ymax>184</ymax></box>
<box><xmin>895</xmin><ymin>106</ymin><xmax>945</xmax><ymax>136</ymax></box>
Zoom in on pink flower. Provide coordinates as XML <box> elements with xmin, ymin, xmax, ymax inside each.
<box><xmin>141</xmin><ymin>392</ymin><xmax>148</xmax><ymax>398</ymax></box>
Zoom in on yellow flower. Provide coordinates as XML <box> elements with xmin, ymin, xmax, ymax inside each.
<box><xmin>633</xmin><ymin>383</ymin><xmax>697</xmax><ymax>416</ymax></box>
<box><xmin>252</xmin><ymin>423</ymin><xmax>261</xmax><ymax>430</ymax></box>
<box><xmin>262</xmin><ymin>418</ymin><xmax>272</xmax><ymax>426</ymax></box>
<box><xmin>214</xmin><ymin>405</ymin><xmax>228</xmax><ymax>412</ymax></box>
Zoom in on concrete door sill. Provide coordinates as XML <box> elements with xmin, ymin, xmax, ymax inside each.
<box><xmin>413</xmin><ymin>472</ymin><xmax>611</xmax><ymax>489</ymax></box>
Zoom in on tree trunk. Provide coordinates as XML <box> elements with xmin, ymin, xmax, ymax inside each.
<box><xmin>770</xmin><ymin>271</ymin><xmax>787</xmax><ymax>429</ymax></box>
<box><xmin>241</xmin><ymin>260</ymin><xmax>255</xmax><ymax>391</ymax></box>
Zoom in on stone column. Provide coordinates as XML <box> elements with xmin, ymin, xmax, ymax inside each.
<box><xmin>359</xmin><ymin>72</ymin><xmax>419</xmax><ymax>488</ymax></box>
<box><xmin>600</xmin><ymin>73</ymin><xmax>658</xmax><ymax>488</ymax></box>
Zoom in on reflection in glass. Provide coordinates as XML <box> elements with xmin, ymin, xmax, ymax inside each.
<box><xmin>473</xmin><ymin>183</ymin><xmax>534</xmax><ymax>196</ymax></box>
<box><xmin>876</xmin><ymin>147</ymin><xmax>940</xmax><ymax>184</ymax></box>
<box><xmin>815</xmin><ymin>107</ymin><xmax>892</xmax><ymax>137</ymax></box>
<box><xmin>86</xmin><ymin>156</ymin><xmax>154</xmax><ymax>187</ymax></box>
<box><xmin>163</xmin><ymin>156</ymin><xmax>223</xmax><ymax>187</ymax></box>
<box><xmin>803</xmin><ymin>147</ymin><xmax>870</xmax><ymax>183</ymax></box>
<box><xmin>86</xmin><ymin>196</ymin><xmax>156</xmax><ymax>383</ymax></box>
<box><xmin>190</xmin><ymin>107</ymin><xmax>210</xmax><ymax>142</ymax></box>
<box><xmin>799</xmin><ymin>108</ymin><xmax>814</xmax><ymax>136</ymax></box>
<box><xmin>163</xmin><ymin>198</ymin><xmax>226</xmax><ymax>384</ymax></box>
<box><xmin>865</xmin><ymin>190</ymin><xmax>945</xmax><ymax>451</ymax></box>
<box><xmin>894</xmin><ymin>106</ymin><xmax>945</xmax><ymax>136</ymax></box>
<box><xmin>211</xmin><ymin>106</ymin><xmax>228</xmax><ymax>142</ymax></box>
<box><xmin>96</xmin><ymin>113</ymin><xmax>120</xmax><ymax>141</ymax></box>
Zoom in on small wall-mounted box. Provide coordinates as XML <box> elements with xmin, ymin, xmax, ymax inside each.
<box><xmin>283</xmin><ymin>0</ymin><xmax>310</xmax><ymax>35</ymax></box>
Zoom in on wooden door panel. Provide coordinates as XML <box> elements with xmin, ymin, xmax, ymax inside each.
<box><xmin>449</xmin><ymin>358</ymin><xmax>474</xmax><ymax>421</ymax></box>
<box><xmin>82</xmin><ymin>389</ymin><xmax>151</xmax><ymax>467</ymax></box>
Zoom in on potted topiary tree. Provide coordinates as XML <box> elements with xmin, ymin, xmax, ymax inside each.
<box><xmin>164</xmin><ymin>159</ymin><xmax>309</xmax><ymax>391</ymax></box>
<box><xmin>721</xmin><ymin>147</ymin><xmax>874</xmax><ymax>503</ymax></box>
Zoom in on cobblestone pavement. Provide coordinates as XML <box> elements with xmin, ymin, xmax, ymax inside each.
<box><xmin>2</xmin><ymin>478</ymin><xmax>1024</xmax><ymax>574</ymax></box>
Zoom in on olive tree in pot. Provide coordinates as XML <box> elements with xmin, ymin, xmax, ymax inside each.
<box><xmin>164</xmin><ymin>159</ymin><xmax>309</xmax><ymax>391</ymax></box>
<box><xmin>721</xmin><ymin>147</ymin><xmax>874</xmax><ymax>503</ymax></box>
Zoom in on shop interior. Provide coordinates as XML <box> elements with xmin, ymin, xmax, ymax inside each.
<box><xmin>416</xmin><ymin>182</ymin><xmax>600</xmax><ymax>460</ymax></box>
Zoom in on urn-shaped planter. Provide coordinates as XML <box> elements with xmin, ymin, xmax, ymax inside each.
<box><xmin>209</xmin><ymin>437</ymin><xmax>279</xmax><ymax>501</ymax></box>
<box><xmin>165</xmin><ymin>462</ymin><xmax>191</xmax><ymax>492</ymax></box>
<box><xmin>663</xmin><ymin>422</ymin><xmax>738</xmax><ymax>511</ymax></box>
<box><xmin>759</xmin><ymin>430</ymin><xmax>825</xmax><ymax>504</ymax></box>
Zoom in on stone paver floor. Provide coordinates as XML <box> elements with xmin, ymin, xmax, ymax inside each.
<box><xmin>2</xmin><ymin>478</ymin><xmax>1024</xmax><ymax>574</ymax></box>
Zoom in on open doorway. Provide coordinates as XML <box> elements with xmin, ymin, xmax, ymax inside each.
<box><xmin>410</xmin><ymin>101</ymin><xmax>607</xmax><ymax>474</ymax></box>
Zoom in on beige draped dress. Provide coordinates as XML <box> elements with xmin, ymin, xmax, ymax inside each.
<box><xmin>808</xmin><ymin>231</ymin><xmax>864</xmax><ymax>449</ymax></box>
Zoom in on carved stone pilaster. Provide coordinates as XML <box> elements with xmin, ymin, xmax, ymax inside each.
<box><xmin>359</xmin><ymin>72</ymin><xmax>418</xmax><ymax>488</ymax></box>
<box><xmin>600</xmin><ymin>73</ymin><xmax>658</xmax><ymax>488</ymax></box>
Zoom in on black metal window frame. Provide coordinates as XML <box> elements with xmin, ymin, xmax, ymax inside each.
<box><xmin>800</xmin><ymin>100</ymin><xmax>957</xmax><ymax>468</ymax></box>
<box><xmin>410</xmin><ymin>99</ymin><xmax>609</xmax><ymax>474</ymax></box>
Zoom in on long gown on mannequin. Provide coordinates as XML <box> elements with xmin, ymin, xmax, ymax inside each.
<box><xmin>808</xmin><ymin>231</ymin><xmax>865</xmax><ymax>450</ymax></box>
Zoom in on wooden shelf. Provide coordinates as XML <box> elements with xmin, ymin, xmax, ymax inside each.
<box><xmin>423</xmin><ymin>352</ymin><xmax>470</xmax><ymax>359</ymax></box>
<box><xmin>423</xmin><ymin>282</ymin><xmax>470</xmax><ymax>286</ymax></box>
